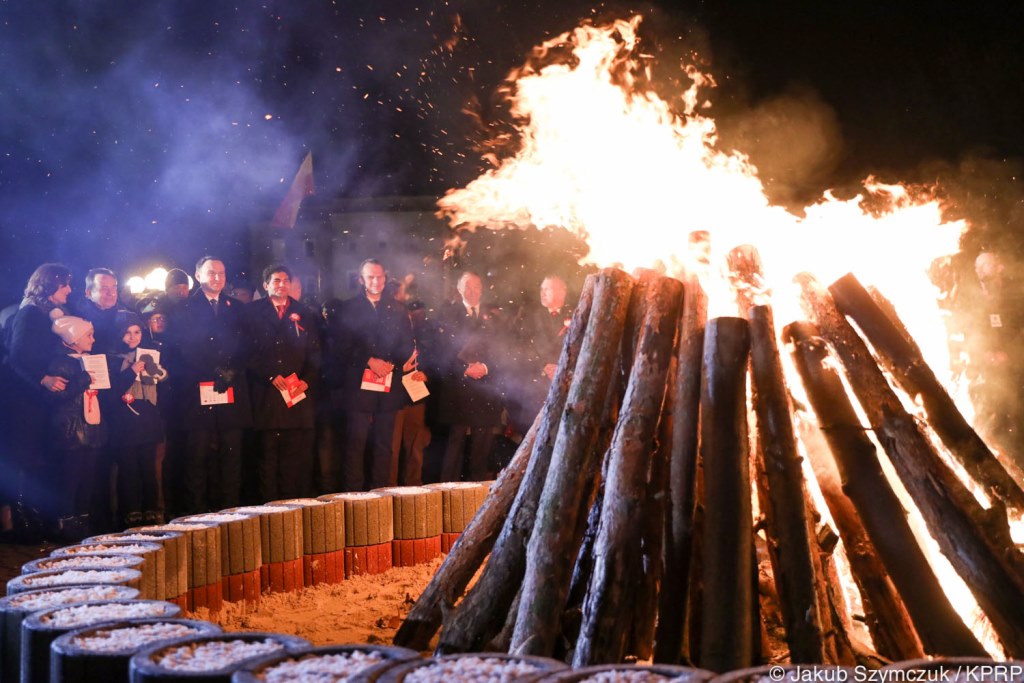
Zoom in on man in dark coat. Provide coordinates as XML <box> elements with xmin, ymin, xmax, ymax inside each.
<box><xmin>171</xmin><ymin>255</ymin><xmax>252</xmax><ymax>513</ymax></box>
<box><xmin>244</xmin><ymin>264</ymin><xmax>321</xmax><ymax>500</ymax></box>
<box><xmin>332</xmin><ymin>258</ymin><xmax>414</xmax><ymax>491</ymax></box>
<box><xmin>72</xmin><ymin>267</ymin><xmax>129</xmax><ymax>354</ymax></box>
<box><xmin>436</xmin><ymin>271</ymin><xmax>505</xmax><ymax>482</ymax></box>
<box><xmin>510</xmin><ymin>275</ymin><xmax>572</xmax><ymax>435</ymax></box>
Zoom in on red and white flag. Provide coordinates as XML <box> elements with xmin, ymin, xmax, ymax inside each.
<box><xmin>270</xmin><ymin>151</ymin><xmax>315</xmax><ymax>229</ymax></box>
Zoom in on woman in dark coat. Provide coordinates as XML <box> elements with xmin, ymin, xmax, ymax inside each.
<box><xmin>2</xmin><ymin>263</ymin><xmax>73</xmax><ymax>540</ymax></box>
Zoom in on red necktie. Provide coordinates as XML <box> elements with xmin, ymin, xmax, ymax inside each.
<box><xmin>277</xmin><ymin>304</ymin><xmax>286</xmax><ymax>319</ymax></box>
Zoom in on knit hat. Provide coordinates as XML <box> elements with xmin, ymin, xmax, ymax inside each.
<box><xmin>138</xmin><ymin>298</ymin><xmax>166</xmax><ymax>319</ymax></box>
<box><xmin>52</xmin><ymin>316</ymin><xmax>93</xmax><ymax>345</ymax></box>
<box><xmin>115</xmin><ymin>311</ymin><xmax>144</xmax><ymax>337</ymax></box>
<box><xmin>165</xmin><ymin>268</ymin><xmax>190</xmax><ymax>288</ymax></box>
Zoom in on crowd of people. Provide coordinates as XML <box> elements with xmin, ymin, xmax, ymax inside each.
<box><xmin>0</xmin><ymin>256</ymin><xmax>575</xmax><ymax>543</ymax></box>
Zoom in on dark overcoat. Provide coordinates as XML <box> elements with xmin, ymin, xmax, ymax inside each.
<box><xmin>171</xmin><ymin>290</ymin><xmax>252</xmax><ymax>431</ymax></box>
<box><xmin>243</xmin><ymin>297</ymin><xmax>320</xmax><ymax>430</ymax></box>
<box><xmin>434</xmin><ymin>301</ymin><xmax>504</xmax><ymax>427</ymax></box>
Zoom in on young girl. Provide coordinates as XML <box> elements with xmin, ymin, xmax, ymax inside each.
<box><xmin>48</xmin><ymin>315</ymin><xmax>107</xmax><ymax>541</ymax></box>
<box><xmin>110</xmin><ymin>312</ymin><xmax>167</xmax><ymax>527</ymax></box>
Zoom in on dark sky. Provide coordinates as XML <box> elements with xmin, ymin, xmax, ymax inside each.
<box><xmin>1</xmin><ymin>0</ymin><xmax>1021</xmax><ymax>303</ymax></box>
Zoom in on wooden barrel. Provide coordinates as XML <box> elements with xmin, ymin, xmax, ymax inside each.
<box><xmin>375</xmin><ymin>653</ymin><xmax>567</xmax><ymax>682</ymax></box>
<box><xmin>372</xmin><ymin>486</ymin><xmax>443</xmax><ymax>567</ymax></box>
<box><xmin>175</xmin><ymin>513</ymin><xmax>261</xmax><ymax>605</ymax></box>
<box><xmin>51</xmin><ymin>541</ymin><xmax>166</xmax><ymax>601</ymax></box>
<box><xmin>90</xmin><ymin>530</ymin><xmax>189</xmax><ymax>610</ymax></box>
<box><xmin>225</xmin><ymin>505</ymin><xmax>304</xmax><ymax>594</ymax></box>
<box><xmin>138</xmin><ymin>523</ymin><xmax>221</xmax><ymax>613</ymax></box>
<box><xmin>20</xmin><ymin>599</ymin><xmax>180</xmax><ymax>683</ymax></box>
<box><xmin>6</xmin><ymin>567</ymin><xmax>142</xmax><ymax>596</ymax></box>
<box><xmin>232</xmin><ymin>644</ymin><xmax>420</xmax><ymax>683</ymax></box>
<box><xmin>321</xmin><ymin>492</ymin><xmax>393</xmax><ymax>578</ymax></box>
<box><xmin>0</xmin><ymin>585</ymin><xmax>139</xmax><ymax>683</ymax></box>
<box><xmin>539</xmin><ymin>663</ymin><xmax>716</xmax><ymax>681</ymax></box>
<box><xmin>271</xmin><ymin>498</ymin><xmax>345</xmax><ymax>586</ymax></box>
<box><xmin>128</xmin><ymin>632</ymin><xmax>309</xmax><ymax>683</ymax></box>
<box><xmin>51</xmin><ymin>618</ymin><xmax>221</xmax><ymax>683</ymax></box>
<box><xmin>424</xmin><ymin>481</ymin><xmax>491</xmax><ymax>553</ymax></box>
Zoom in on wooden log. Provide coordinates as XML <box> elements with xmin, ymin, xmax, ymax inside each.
<box><xmin>433</xmin><ymin>271</ymin><xmax>612</xmax><ymax>655</ymax></box>
<box><xmin>829</xmin><ymin>273</ymin><xmax>1024</xmax><ymax>512</ymax></box>
<box><xmin>747</xmin><ymin>304</ymin><xmax>824</xmax><ymax>663</ymax></box>
<box><xmin>793</xmin><ymin>404</ymin><xmax>925</xmax><ymax>660</ymax></box>
<box><xmin>505</xmin><ymin>269</ymin><xmax>636</xmax><ymax>657</ymax></box>
<box><xmin>727</xmin><ymin>245</ymin><xmax>769</xmax><ymax>316</ymax></box>
<box><xmin>696</xmin><ymin>316</ymin><xmax>753</xmax><ymax>673</ymax></box>
<box><xmin>796</xmin><ymin>274</ymin><xmax>1024</xmax><ymax>655</ymax></box>
<box><xmin>783</xmin><ymin>321</ymin><xmax>985</xmax><ymax>656</ymax></box>
<box><xmin>655</xmin><ymin>271</ymin><xmax>707</xmax><ymax>665</ymax></box>
<box><xmin>572</xmin><ymin>274</ymin><xmax>684</xmax><ymax>666</ymax></box>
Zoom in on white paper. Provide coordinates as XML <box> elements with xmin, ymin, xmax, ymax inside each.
<box><xmin>77</xmin><ymin>353</ymin><xmax>111</xmax><ymax>390</ymax></box>
<box><xmin>360</xmin><ymin>369</ymin><xmax>393</xmax><ymax>393</ymax></box>
<box><xmin>402</xmin><ymin>372</ymin><xmax>430</xmax><ymax>402</ymax></box>
<box><xmin>199</xmin><ymin>382</ymin><xmax>234</xmax><ymax>405</ymax></box>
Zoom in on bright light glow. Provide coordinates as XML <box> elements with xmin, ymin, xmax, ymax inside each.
<box><xmin>125</xmin><ymin>276</ymin><xmax>146</xmax><ymax>295</ymax></box>
<box><xmin>145</xmin><ymin>268</ymin><xmax>169</xmax><ymax>292</ymax></box>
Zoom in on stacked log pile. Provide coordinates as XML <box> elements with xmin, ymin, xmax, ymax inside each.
<box><xmin>396</xmin><ymin>264</ymin><xmax>1024</xmax><ymax>668</ymax></box>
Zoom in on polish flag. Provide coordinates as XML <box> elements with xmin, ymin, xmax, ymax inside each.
<box><xmin>270</xmin><ymin>151</ymin><xmax>316</xmax><ymax>229</ymax></box>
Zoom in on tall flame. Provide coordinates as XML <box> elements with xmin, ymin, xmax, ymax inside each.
<box><xmin>438</xmin><ymin>15</ymin><xmax>964</xmax><ymax>381</ymax></box>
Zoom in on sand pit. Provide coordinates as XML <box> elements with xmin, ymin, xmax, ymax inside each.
<box><xmin>189</xmin><ymin>557</ymin><xmax>444</xmax><ymax>649</ymax></box>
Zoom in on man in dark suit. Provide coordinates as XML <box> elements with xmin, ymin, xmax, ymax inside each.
<box><xmin>244</xmin><ymin>264</ymin><xmax>320</xmax><ymax>500</ymax></box>
<box><xmin>436</xmin><ymin>271</ymin><xmax>505</xmax><ymax>482</ymax></box>
<box><xmin>172</xmin><ymin>255</ymin><xmax>252</xmax><ymax>513</ymax></box>
<box><xmin>510</xmin><ymin>275</ymin><xmax>572</xmax><ymax>435</ymax></box>
<box><xmin>72</xmin><ymin>267</ymin><xmax>129</xmax><ymax>354</ymax></box>
<box><xmin>333</xmin><ymin>258</ymin><xmax>414</xmax><ymax>491</ymax></box>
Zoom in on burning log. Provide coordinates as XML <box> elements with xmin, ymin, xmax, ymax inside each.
<box><xmin>828</xmin><ymin>273</ymin><xmax>1024</xmax><ymax>513</ymax></box>
<box><xmin>697</xmin><ymin>316</ymin><xmax>754</xmax><ymax>673</ymax></box>
<box><xmin>791</xmin><ymin>393</ymin><xmax>925</xmax><ymax>661</ymax></box>
<box><xmin>572</xmin><ymin>275</ymin><xmax>684</xmax><ymax>666</ymax></box>
<box><xmin>747</xmin><ymin>305</ymin><xmax>825</xmax><ymax>663</ymax></box>
<box><xmin>433</xmin><ymin>272</ymin><xmax>604</xmax><ymax>654</ymax></box>
<box><xmin>396</xmin><ymin>272</ymin><xmax>597</xmax><ymax>651</ymax></box>
<box><xmin>783</xmin><ymin>320</ymin><xmax>985</xmax><ymax>656</ymax></box>
<box><xmin>654</xmin><ymin>272</ymin><xmax>707</xmax><ymax>664</ymax></box>
<box><xmin>796</xmin><ymin>274</ymin><xmax>1024</xmax><ymax>656</ymax></box>
<box><xmin>508</xmin><ymin>269</ymin><xmax>635</xmax><ymax>656</ymax></box>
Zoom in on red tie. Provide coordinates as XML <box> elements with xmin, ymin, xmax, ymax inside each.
<box><xmin>276</xmin><ymin>304</ymin><xmax>286</xmax><ymax>319</ymax></box>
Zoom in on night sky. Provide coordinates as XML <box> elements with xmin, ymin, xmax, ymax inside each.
<box><xmin>1</xmin><ymin>0</ymin><xmax>1021</xmax><ymax>304</ymax></box>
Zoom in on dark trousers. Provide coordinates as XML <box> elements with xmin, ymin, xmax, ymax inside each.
<box><xmin>90</xmin><ymin>446</ymin><xmax>116</xmax><ymax>534</ymax></box>
<box><xmin>55</xmin><ymin>447</ymin><xmax>98</xmax><ymax>520</ymax></box>
<box><xmin>258</xmin><ymin>429</ymin><xmax>315</xmax><ymax>502</ymax></box>
<box><xmin>441</xmin><ymin>425</ymin><xmax>495</xmax><ymax>482</ymax></box>
<box><xmin>391</xmin><ymin>403</ymin><xmax>430</xmax><ymax>486</ymax></box>
<box><xmin>161</xmin><ymin>429</ymin><xmax>187</xmax><ymax>518</ymax></box>
<box><xmin>315</xmin><ymin>417</ymin><xmax>341</xmax><ymax>495</ymax></box>
<box><xmin>343</xmin><ymin>410</ymin><xmax>397</xmax><ymax>492</ymax></box>
<box><xmin>114</xmin><ymin>443</ymin><xmax>159</xmax><ymax>519</ymax></box>
<box><xmin>184</xmin><ymin>429</ymin><xmax>242</xmax><ymax>514</ymax></box>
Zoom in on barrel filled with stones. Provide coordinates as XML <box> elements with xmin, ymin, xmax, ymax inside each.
<box><xmin>51</xmin><ymin>540</ymin><xmax>167</xmax><ymax>601</ymax></box>
<box><xmin>424</xmin><ymin>481</ymin><xmax>490</xmax><ymax>553</ymax></box>
<box><xmin>231</xmin><ymin>644</ymin><xmax>420</xmax><ymax>683</ymax></box>
<box><xmin>129</xmin><ymin>632</ymin><xmax>309</xmax><ymax>683</ymax></box>
<box><xmin>91</xmin><ymin>530</ymin><xmax>190</xmax><ymax>610</ymax></box>
<box><xmin>174</xmin><ymin>513</ymin><xmax>262</xmax><ymax>605</ymax></box>
<box><xmin>372</xmin><ymin>486</ymin><xmax>443</xmax><ymax>567</ymax></box>
<box><xmin>0</xmin><ymin>585</ymin><xmax>139</xmax><ymax>683</ymax></box>
<box><xmin>51</xmin><ymin>618</ymin><xmax>221</xmax><ymax>683</ymax></box>
<box><xmin>539</xmin><ymin>664</ymin><xmax>717</xmax><ymax>682</ymax></box>
<box><xmin>6</xmin><ymin>567</ymin><xmax>143</xmax><ymax>596</ymax></box>
<box><xmin>373</xmin><ymin>653</ymin><xmax>568</xmax><ymax>682</ymax></box>
<box><xmin>20</xmin><ymin>599</ymin><xmax>181</xmax><ymax>683</ymax></box>
<box><xmin>223</xmin><ymin>505</ymin><xmax>304</xmax><ymax>595</ymax></box>
<box><xmin>271</xmin><ymin>498</ymin><xmax>346</xmax><ymax>587</ymax></box>
<box><xmin>321</xmin><ymin>492</ymin><xmax>394</xmax><ymax>578</ymax></box>
<box><xmin>21</xmin><ymin>554</ymin><xmax>146</xmax><ymax>582</ymax></box>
